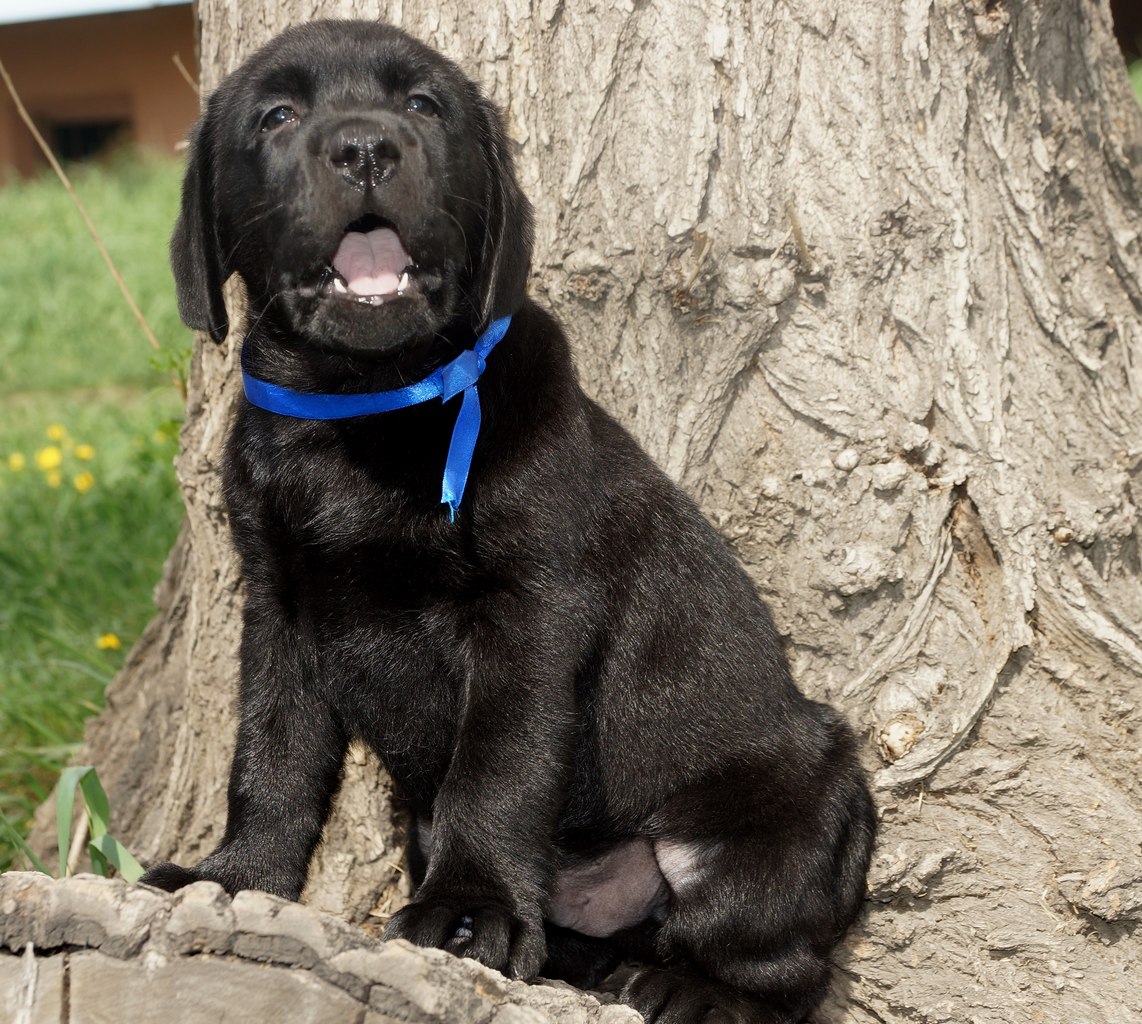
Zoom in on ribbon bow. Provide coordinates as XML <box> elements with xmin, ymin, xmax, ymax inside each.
<box><xmin>240</xmin><ymin>315</ymin><xmax>512</xmax><ymax>520</ymax></box>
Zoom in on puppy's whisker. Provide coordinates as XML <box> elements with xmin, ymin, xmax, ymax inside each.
<box><xmin>434</xmin><ymin>204</ymin><xmax>470</xmax><ymax>254</ymax></box>
<box><xmin>441</xmin><ymin>190</ymin><xmax>484</xmax><ymax>210</ymax></box>
<box><xmin>236</xmin><ymin>202</ymin><xmax>288</xmax><ymax>230</ymax></box>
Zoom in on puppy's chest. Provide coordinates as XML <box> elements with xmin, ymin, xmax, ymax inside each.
<box><xmin>284</xmin><ymin>515</ymin><xmax>474</xmax><ymax>658</ymax></box>
<box><xmin>271</xmin><ymin>502</ymin><xmax>482</xmax><ymax>781</ymax></box>
<box><xmin>288</xmin><ymin>541</ymin><xmax>471</xmax><ymax>797</ymax></box>
<box><xmin>236</xmin><ymin>433</ymin><xmax>521</xmax><ymax>792</ymax></box>
<box><xmin>261</xmin><ymin>438</ymin><xmax>472</xmax><ymax>597</ymax></box>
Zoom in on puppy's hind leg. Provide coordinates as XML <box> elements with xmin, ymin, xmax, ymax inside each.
<box><xmin>626</xmin><ymin>759</ymin><xmax>875</xmax><ymax>1023</ymax></box>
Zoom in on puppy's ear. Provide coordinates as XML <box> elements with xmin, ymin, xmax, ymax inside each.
<box><xmin>475</xmin><ymin>96</ymin><xmax>534</xmax><ymax>325</ymax></box>
<box><xmin>171</xmin><ymin>107</ymin><xmax>230</xmax><ymax>343</ymax></box>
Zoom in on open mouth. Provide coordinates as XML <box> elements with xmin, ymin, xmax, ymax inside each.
<box><xmin>321</xmin><ymin>215</ymin><xmax>420</xmax><ymax>305</ymax></box>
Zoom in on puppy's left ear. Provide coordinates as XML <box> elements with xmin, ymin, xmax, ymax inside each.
<box><xmin>171</xmin><ymin>103</ymin><xmax>231</xmax><ymax>343</ymax></box>
<box><xmin>474</xmin><ymin>96</ymin><xmax>534</xmax><ymax>325</ymax></box>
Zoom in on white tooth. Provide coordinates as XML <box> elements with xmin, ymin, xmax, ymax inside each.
<box><xmin>397</xmin><ymin>272</ymin><xmax>410</xmax><ymax>295</ymax></box>
<box><xmin>333</xmin><ymin>277</ymin><xmax>347</xmax><ymax>293</ymax></box>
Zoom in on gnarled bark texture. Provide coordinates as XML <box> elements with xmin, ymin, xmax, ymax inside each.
<box><xmin>28</xmin><ymin>1</ymin><xmax>1142</xmax><ymax>1020</ymax></box>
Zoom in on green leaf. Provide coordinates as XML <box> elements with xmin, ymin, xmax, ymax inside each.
<box><xmin>89</xmin><ymin>834</ymin><xmax>145</xmax><ymax>883</ymax></box>
<box><xmin>0</xmin><ymin>811</ymin><xmax>50</xmax><ymax>875</ymax></box>
<box><xmin>87</xmin><ymin>843</ymin><xmax>111</xmax><ymax>878</ymax></box>
<box><xmin>56</xmin><ymin>765</ymin><xmax>93</xmax><ymax>876</ymax></box>
<box><xmin>78</xmin><ymin>770</ymin><xmax>111</xmax><ymax>840</ymax></box>
<box><xmin>28</xmin><ymin>766</ymin><xmax>141</xmax><ymax>879</ymax></box>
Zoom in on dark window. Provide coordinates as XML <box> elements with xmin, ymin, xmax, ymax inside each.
<box><xmin>1111</xmin><ymin>0</ymin><xmax>1142</xmax><ymax>61</ymax></box>
<box><xmin>50</xmin><ymin>120</ymin><xmax>129</xmax><ymax>162</ymax></box>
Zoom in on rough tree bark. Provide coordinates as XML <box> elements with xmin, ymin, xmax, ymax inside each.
<box><xmin>26</xmin><ymin>1</ymin><xmax>1142</xmax><ymax>1020</ymax></box>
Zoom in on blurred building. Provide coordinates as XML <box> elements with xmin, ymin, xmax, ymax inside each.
<box><xmin>0</xmin><ymin>1</ymin><xmax>197</xmax><ymax>178</ymax></box>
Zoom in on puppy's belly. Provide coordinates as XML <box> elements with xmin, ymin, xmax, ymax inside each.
<box><xmin>418</xmin><ymin>819</ymin><xmax>704</xmax><ymax>938</ymax></box>
<box><xmin>549</xmin><ymin>839</ymin><xmax>670</xmax><ymax>937</ymax></box>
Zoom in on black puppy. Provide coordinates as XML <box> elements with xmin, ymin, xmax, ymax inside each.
<box><xmin>141</xmin><ymin>21</ymin><xmax>876</xmax><ymax>1024</ymax></box>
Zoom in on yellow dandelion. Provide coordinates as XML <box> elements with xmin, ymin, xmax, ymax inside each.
<box><xmin>7</xmin><ymin>453</ymin><xmax>25</xmax><ymax>471</ymax></box>
<box><xmin>35</xmin><ymin>446</ymin><xmax>62</xmax><ymax>470</ymax></box>
<box><xmin>74</xmin><ymin>444</ymin><xmax>95</xmax><ymax>460</ymax></box>
<box><xmin>46</xmin><ymin>470</ymin><xmax>62</xmax><ymax>488</ymax></box>
<box><xmin>74</xmin><ymin>471</ymin><xmax>95</xmax><ymax>493</ymax></box>
<box><xmin>96</xmin><ymin>633</ymin><xmax>122</xmax><ymax>651</ymax></box>
<box><xmin>46</xmin><ymin>424</ymin><xmax>67</xmax><ymax>442</ymax></box>
<box><xmin>152</xmin><ymin>428</ymin><xmax>169</xmax><ymax>445</ymax></box>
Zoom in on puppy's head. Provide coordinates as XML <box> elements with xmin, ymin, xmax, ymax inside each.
<box><xmin>172</xmin><ymin>21</ymin><xmax>533</xmax><ymax>355</ymax></box>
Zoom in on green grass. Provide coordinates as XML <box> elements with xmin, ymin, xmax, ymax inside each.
<box><xmin>0</xmin><ymin>154</ymin><xmax>190</xmax><ymax>394</ymax></box>
<box><xmin>1131</xmin><ymin>59</ymin><xmax>1142</xmax><ymax>108</ymax></box>
<box><xmin>0</xmin><ymin>154</ymin><xmax>190</xmax><ymax>867</ymax></box>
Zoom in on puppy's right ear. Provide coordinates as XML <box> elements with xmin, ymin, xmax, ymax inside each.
<box><xmin>171</xmin><ymin>109</ymin><xmax>230</xmax><ymax>343</ymax></box>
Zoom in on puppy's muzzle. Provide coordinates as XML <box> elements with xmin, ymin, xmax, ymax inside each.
<box><xmin>327</xmin><ymin>119</ymin><xmax>401</xmax><ymax>191</ymax></box>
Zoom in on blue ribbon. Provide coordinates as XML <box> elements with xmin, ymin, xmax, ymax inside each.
<box><xmin>241</xmin><ymin>315</ymin><xmax>512</xmax><ymax>520</ymax></box>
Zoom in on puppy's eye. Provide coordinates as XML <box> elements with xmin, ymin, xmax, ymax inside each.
<box><xmin>405</xmin><ymin>94</ymin><xmax>440</xmax><ymax>117</ymax></box>
<box><xmin>260</xmin><ymin>106</ymin><xmax>298</xmax><ymax>132</ymax></box>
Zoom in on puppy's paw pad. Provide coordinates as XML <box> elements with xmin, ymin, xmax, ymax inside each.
<box><xmin>450</xmin><ymin>914</ymin><xmax>476</xmax><ymax>944</ymax></box>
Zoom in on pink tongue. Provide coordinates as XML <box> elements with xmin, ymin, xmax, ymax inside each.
<box><xmin>331</xmin><ymin>227</ymin><xmax>412</xmax><ymax>296</ymax></box>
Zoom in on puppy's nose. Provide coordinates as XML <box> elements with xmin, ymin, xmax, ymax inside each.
<box><xmin>327</xmin><ymin>122</ymin><xmax>400</xmax><ymax>190</ymax></box>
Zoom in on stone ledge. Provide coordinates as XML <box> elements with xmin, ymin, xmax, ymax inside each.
<box><xmin>0</xmin><ymin>873</ymin><xmax>639</xmax><ymax>1024</ymax></box>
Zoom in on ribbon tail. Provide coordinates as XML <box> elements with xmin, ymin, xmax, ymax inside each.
<box><xmin>441</xmin><ymin>384</ymin><xmax>482</xmax><ymax>520</ymax></box>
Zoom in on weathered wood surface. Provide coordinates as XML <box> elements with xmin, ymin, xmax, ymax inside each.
<box><xmin>0</xmin><ymin>873</ymin><xmax>638</xmax><ymax>1024</ymax></box>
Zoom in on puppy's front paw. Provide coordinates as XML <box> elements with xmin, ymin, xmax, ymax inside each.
<box><xmin>384</xmin><ymin>897</ymin><xmax>545</xmax><ymax>979</ymax></box>
<box><xmin>138</xmin><ymin>861</ymin><xmax>202</xmax><ymax>893</ymax></box>
<box><xmin>140</xmin><ymin>849</ymin><xmax>304</xmax><ymax>901</ymax></box>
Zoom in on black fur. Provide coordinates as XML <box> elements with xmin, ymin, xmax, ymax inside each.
<box><xmin>142</xmin><ymin>21</ymin><xmax>876</xmax><ymax>1023</ymax></box>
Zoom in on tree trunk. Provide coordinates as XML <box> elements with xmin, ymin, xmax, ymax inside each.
<box><xmin>32</xmin><ymin>0</ymin><xmax>1142</xmax><ymax>1019</ymax></box>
